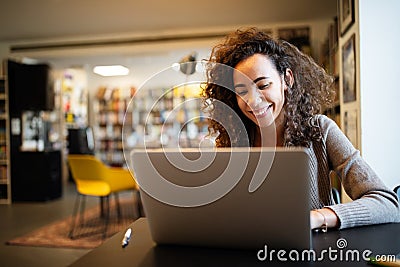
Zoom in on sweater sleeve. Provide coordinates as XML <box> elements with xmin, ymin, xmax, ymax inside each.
<box><xmin>317</xmin><ymin>115</ymin><xmax>400</xmax><ymax>229</ymax></box>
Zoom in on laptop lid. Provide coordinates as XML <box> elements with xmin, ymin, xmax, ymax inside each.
<box><xmin>130</xmin><ymin>147</ymin><xmax>311</xmax><ymax>250</ymax></box>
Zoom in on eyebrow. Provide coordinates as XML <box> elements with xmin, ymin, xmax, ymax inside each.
<box><xmin>234</xmin><ymin>76</ymin><xmax>269</xmax><ymax>89</ymax></box>
<box><xmin>253</xmin><ymin>76</ymin><xmax>268</xmax><ymax>83</ymax></box>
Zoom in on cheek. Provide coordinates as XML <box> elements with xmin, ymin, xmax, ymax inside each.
<box><xmin>261</xmin><ymin>86</ymin><xmax>285</xmax><ymax>103</ymax></box>
<box><xmin>236</xmin><ymin>96</ymin><xmax>248</xmax><ymax>112</ymax></box>
<box><xmin>236</xmin><ymin>96</ymin><xmax>247</xmax><ymax>109</ymax></box>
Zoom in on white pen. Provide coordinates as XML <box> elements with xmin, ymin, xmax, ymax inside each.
<box><xmin>121</xmin><ymin>228</ymin><xmax>132</xmax><ymax>248</ymax></box>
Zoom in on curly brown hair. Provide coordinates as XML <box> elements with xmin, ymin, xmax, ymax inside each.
<box><xmin>202</xmin><ymin>27</ymin><xmax>335</xmax><ymax>147</ymax></box>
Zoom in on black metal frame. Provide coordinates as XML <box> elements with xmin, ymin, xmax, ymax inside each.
<box><xmin>68</xmin><ymin>193</ymin><xmax>122</xmax><ymax>240</ymax></box>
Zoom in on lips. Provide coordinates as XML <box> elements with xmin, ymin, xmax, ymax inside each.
<box><xmin>250</xmin><ymin>104</ymin><xmax>272</xmax><ymax>117</ymax></box>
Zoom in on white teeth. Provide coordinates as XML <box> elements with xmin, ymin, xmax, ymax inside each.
<box><xmin>253</xmin><ymin>105</ymin><xmax>270</xmax><ymax>116</ymax></box>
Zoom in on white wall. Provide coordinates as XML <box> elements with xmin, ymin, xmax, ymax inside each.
<box><xmin>359</xmin><ymin>0</ymin><xmax>400</xmax><ymax>189</ymax></box>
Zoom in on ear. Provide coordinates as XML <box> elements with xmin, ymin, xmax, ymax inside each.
<box><xmin>284</xmin><ymin>68</ymin><xmax>294</xmax><ymax>89</ymax></box>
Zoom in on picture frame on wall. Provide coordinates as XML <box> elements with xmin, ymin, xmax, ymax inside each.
<box><xmin>339</xmin><ymin>0</ymin><xmax>354</xmax><ymax>36</ymax></box>
<box><xmin>342</xmin><ymin>34</ymin><xmax>356</xmax><ymax>103</ymax></box>
<box><xmin>343</xmin><ymin>109</ymin><xmax>358</xmax><ymax>148</ymax></box>
<box><xmin>277</xmin><ymin>27</ymin><xmax>311</xmax><ymax>56</ymax></box>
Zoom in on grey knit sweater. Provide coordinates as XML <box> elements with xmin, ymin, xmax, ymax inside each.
<box><xmin>308</xmin><ymin>115</ymin><xmax>400</xmax><ymax>229</ymax></box>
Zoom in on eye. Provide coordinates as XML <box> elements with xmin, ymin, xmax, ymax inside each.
<box><xmin>234</xmin><ymin>86</ymin><xmax>248</xmax><ymax>96</ymax></box>
<box><xmin>235</xmin><ymin>90</ymin><xmax>248</xmax><ymax>96</ymax></box>
<box><xmin>258</xmin><ymin>82</ymin><xmax>271</xmax><ymax>90</ymax></box>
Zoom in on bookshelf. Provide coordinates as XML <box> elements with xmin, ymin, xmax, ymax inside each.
<box><xmin>319</xmin><ymin>17</ymin><xmax>343</xmax><ymax>199</ymax></box>
<box><xmin>320</xmin><ymin>17</ymin><xmax>341</xmax><ymax>127</ymax></box>
<box><xmin>124</xmin><ymin>84</ymin><xmax>209</xmax><ymax>151</ymax></box>
<box><xmin>94</xmin><ymin>84</ymin><xmax>209</xmax><ymax>167</ymax></box>
<box><xmin>94</xmin><ymin>87</ymin><xmax>131</xmax><ymax>167</ymax></box>
<box><xmin>0</xmin><ymin>72</ymin><xmax>10</xmax><ymax>204</ymax></box>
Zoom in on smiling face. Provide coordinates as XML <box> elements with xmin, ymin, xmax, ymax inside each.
<box><xmin>233</xmin><ymin>54</ymin><xmax>290</xmax><ymax>132</ymax></box>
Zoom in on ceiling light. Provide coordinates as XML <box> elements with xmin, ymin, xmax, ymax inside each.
<box><xmin>93</xmin><ymin>65</ymin><xmax>130</xmax><ymax>77</ymax></box>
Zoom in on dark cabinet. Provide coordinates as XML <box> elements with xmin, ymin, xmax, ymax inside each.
<box><xmin>6</xmin><ymin>59</ymin><xmax>62</xmax><ymax>202</ymax></box>
<box><xmin>7</xmin><ymin>59</ymin><xmax>54</xmax><ymax>112</ymax></box>
<box><xmin>11</xmin><ymin>151</ymin><xmax>62</xmax><ymax>201</ymax></box>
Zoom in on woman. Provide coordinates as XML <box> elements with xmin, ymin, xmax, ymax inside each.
<box><xmin>202</xmin><ymin>27</ymin><xmax>400</xmax><ymax>231</ymax></box>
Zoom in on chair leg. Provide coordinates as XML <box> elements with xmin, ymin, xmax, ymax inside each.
<box><xmin>114</xmin><ymin>193</ymin><xmax>121</xmax><ymax>222</ymax></box>
<box><xmin>102</xmin><ymin>195</ymin><xmax>110</xmax><ymax>239</ymax></box>
<box><xmin>69</xmin><ymin>193</ymin><xmax>81</xmax><ymax>239</ymax></box>
<box><xmin>100</xmin><ymin>196</ymin><xmax>105</xmax><ymax>218</ymax></box>
<box><xmin>79</xmin><ymin>195</ymin><xmax>86</xmax><ymax>225</ymax></box>
<box><xmin>70</xmin><ymin>194</ymin><xmax>113</xmax><ymax>239</ymax></box>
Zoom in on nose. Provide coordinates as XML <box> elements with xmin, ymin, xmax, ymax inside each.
<box><xmin>246</xmin><ymin>88</ymin><xmax>263</xmax><ymax>107</ymax></box>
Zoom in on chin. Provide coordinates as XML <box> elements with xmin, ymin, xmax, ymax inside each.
<box><xmin>251</xmin><ymin>114</ymin><xmax>275</xmax><ymax>128</ymax></box>
<box><xmin>259</xmin><ymin>122</ymin><xmax>276</xmax><ymax>128</ymax></box>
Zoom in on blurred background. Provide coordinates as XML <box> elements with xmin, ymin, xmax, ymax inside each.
<box><xmin>0</xmin><ymin>0</ymin><xmax>338</xmax><ymax>179</ymax></box>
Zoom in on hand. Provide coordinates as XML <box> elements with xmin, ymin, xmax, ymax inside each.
<box><xmin>310</xmin><ymin>208</ymin><xmax>339</xmax><ymax>231</ymax></box>
<box><xmin>310</xmin><ymin>210</ymin><xmax>323</xmax><ymax>230</ymax></box>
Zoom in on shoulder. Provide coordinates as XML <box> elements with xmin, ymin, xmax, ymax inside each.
<box><xmin>312</xmin><ymin>114</ymin><xmax>355</xmax><ymax>152</ymax></box>
<box><xmin>313</xmin><ymin>114</ymin><xmax>336</xmax><ymax>126</ymax></box>
<box><xmin>312</xmin><ymin>114</ymin><xmax>345</xmax><ymax>142</ymax></box>
<box><xmin>311</xmin><ymin>114</ymin><xmax>339</xmax><ymax>133</ymax></box>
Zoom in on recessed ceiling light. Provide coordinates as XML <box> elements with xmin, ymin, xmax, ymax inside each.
<box><xmin>93</xmin><ymin>65</ymin><xmax>130</xmax><ymax>77</ymax></box>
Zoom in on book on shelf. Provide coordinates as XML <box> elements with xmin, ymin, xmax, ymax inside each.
<box><xmin>0</xmin><ymin>166</ymin><xmax>7</xmax><ymax>181</ymax></box>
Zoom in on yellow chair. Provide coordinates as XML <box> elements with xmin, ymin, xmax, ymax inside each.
<box><xmin>67</xmin><ymin>154</ymin><xmax>139</xmax><ymax>239</ymax></box>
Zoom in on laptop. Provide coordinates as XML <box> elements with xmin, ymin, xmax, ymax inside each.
<box><xmin>130</xmin><ymin>147</ymin><xmax>311</xmax><ymax>250</ymax></box>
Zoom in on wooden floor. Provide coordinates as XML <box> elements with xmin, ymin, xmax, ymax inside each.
<box><xmin>0</xmin><ymin>182</ymin><xmax>103</xmax><ymax>267</ymax></box>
